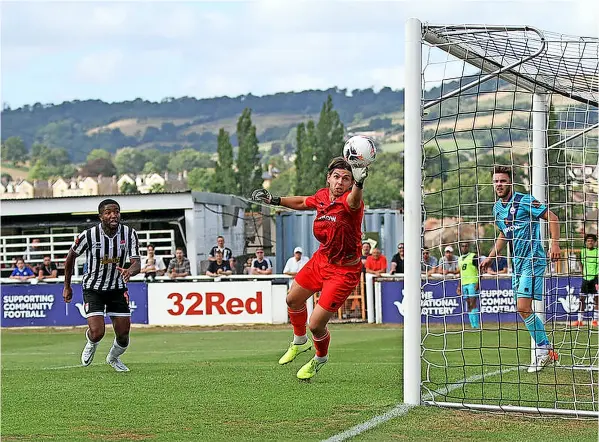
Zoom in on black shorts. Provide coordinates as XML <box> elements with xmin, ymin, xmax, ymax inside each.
<box><xmin>82</xmin><ymin>288</ymin><xmax>130</xmax><ymax>318</ymax></box>
<box><xmin>581</xmin><ymin>277</ymin><xmax>598</xmax><ymax>295</ymax></box>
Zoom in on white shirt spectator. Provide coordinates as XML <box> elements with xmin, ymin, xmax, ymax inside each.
<box><xmin>142</xmin><ymin>255</ymin><xmax>165</xmax><ymax>272</ymax></box>
<box><xmin>283</xmin><ymin>247</ymin><xmax>309</xmax><ymax>276</ymax></box>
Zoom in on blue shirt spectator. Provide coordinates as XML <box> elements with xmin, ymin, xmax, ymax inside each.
<box><xmin>10</xmin><ymin>259</ymin><xmax>35</xmax><ymax>280</ymax></box>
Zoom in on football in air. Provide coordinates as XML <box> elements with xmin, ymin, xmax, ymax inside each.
<box><xmin>343</xmin><ymin>135</ymin><xmax>377</xmax><ymax>168</ymax></box>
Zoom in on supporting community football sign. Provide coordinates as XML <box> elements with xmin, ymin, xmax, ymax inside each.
<box><xmin>1</xmin><ymin>283</ymin><xmax>148</xmax><ymax>326</ymax></box>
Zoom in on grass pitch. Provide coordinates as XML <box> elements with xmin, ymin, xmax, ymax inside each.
<box><xmin>1</xmin><ymin>325</ymin><xmax>597</xmax><ymax>441</ymax></box>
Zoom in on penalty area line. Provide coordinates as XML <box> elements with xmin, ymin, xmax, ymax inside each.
<box><xmin>322</xmin><ymin>366</ymin><xmax>520</xmax><ymax>442</ymax></box>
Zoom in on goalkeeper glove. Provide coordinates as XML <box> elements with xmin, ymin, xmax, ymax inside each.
<box><xmin>251</xmin><ymin>188</ymin><xmax>281</xmax><ymax>205</ymax></box>
<box><xmin>352</xmin><ymin>166</ymin><xmax>368</xmax><ymax>189</ymax></box>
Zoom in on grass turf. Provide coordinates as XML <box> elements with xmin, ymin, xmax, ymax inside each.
<box><xmin>1</xmin><ymin>325</ymin><xmax>597</xmax><ymax>441</ymax></box>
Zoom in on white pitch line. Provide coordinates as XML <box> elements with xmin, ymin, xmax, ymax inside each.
<box><xmin>42</xmin><ymin>364</ymin><xmax>84</xmax><ymax>370</ymax></box>
<box><xmin>323</xmin><ymin>366</ymin><xmax>521</xmax><ymax>442</ymax></box>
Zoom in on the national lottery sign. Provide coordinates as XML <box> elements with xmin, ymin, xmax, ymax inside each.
<box><xmin>380</xmin><ymin>276</ymin><xmax>584</xmax><ymax>324</ymax></box>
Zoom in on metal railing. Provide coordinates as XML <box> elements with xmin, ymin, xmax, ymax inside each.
<box><xmin>0</xmin><ymin>230</ymin><xmax>176</xmax><ymax>276</ymax></box>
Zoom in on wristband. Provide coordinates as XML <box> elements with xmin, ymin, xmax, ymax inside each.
<box><xmin>355</xmin><ymin>182</ymin><xmax>364</xmax><ymax>189</ymax></box>
<box><xmin>271</xmin><ymin>196</ymin><xmax>281</xmax><ymax>205</ymax></box>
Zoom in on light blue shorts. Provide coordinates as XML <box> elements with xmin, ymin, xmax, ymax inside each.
<box><xmin>461</xmin><ymin>283</ymin><xmax>478</xmax><ymax>298</ymax></box>
<box><xmin>513</xmin><ymin>272</ymin><xmax>544</xmax><ymax>301</ymax></box>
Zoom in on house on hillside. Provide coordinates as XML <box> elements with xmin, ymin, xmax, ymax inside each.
<box><xmin>118</xmin><ymin>172</ymin><xmax>188</xmax><ymax>194</ymax></box>
<box><xmin>0</xmin><ymin>180</ymin><xmax>34</xmax><ymax>199</ymax></box>
<box><xmin>53</xmin><ymin>177</ymin><xmax>99</xmax><ymax>197</ymax></box>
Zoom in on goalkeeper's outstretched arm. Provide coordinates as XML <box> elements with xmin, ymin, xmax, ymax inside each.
<box><xmin>250</xmin><ymin>188</ymin><xmax>311</xmax><ymax>210</ymax></box>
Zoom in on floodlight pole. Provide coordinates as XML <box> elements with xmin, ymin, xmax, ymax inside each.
<box><xmin>532</xmin><ymin>92</ymin><xmax>548</xmax><ymax>366</ymax></box>
<box><xmin>404</xmin><ymin>17</ymin><xmax>423</xmax><ymax>406</ymax></box>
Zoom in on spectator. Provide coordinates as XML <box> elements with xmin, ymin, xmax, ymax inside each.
<box><xmin>167</xmin><ymin>247</ymin><xmax>191</xmax><ymax>279</ymax></box>
<box><xmin>487</xmin><ymin>255</ymin><xmax>509</xmax><ymax>275</ymax></box>
<box><xmin>243</xmin><ymin>257</ymin><xmax>253</xmax><ymax>275</ymax></box>
<box><xmin>250</xmin><ymin>249</ymin><xmax>273</xmax><ymax>275</ymax></box>
<box><xmin>365</xmin><ymin>248</ymin><xmax>388</xmax><ymax>277</ymax></box>
<box><xmin>436</xmin><ymin>246</ymin><xmax>459</xmax><ymax>275</ymax></box>
<box><xmin>283</xmin><ymin>247</ymin><xmax>309</xmax><ymax>277</ymax></box>
<box><xmin>141</xmin><ymin>244</ymin><xmax>166</xmax><ymax>280</ymax></box>
<box><xmin>24</xmin><ymin>238</ymin><xmax>45</xmax><ymax>262</ymax></box>
<box><xmin>390</xmin><ymin>243</ymin><xmax>405</xmax><ymax>274</ymax></box>
<box><xmin>361</xmin><ymin>241</ymin><xmax>372</xmax><ymax>272</ymax></box>
<box><xmin>422</xmin><ymin>247</ymin><xmax>438</xmax><ymax>275</ymax></box>
<box><xmin>10</xmin><ymin>258</ymin><xmax>36</xmax><ymax>281</ymax></box>
<box><xmin>206</xmin><ymin>250</ymin><xmax>232</xmax><ymax>277</ymax></box>
<box><xmin>209</xmin><ymin>236</ymin><xmax>233</xmax><ymax>262</ymax></box>
<box><xmin>37</xmin><ymin>255</ymin><xmax>58</xmax><ymax>280</ymax></box>
<box><xmin>229</xmin><ymin>257</ymin><xmax>238</xmax><ymax>275</ymax></box>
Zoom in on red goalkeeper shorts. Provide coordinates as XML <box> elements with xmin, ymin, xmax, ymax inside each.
<box><xmin>294</xmin><ymin>251</ymin><xmax>361</xmax><ymax>312</ymax></box>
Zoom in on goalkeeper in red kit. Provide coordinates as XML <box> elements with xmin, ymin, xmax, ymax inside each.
<box><xmin>251</xmin><ymin>156</ymin><xmax>368</xmax><ymax>379</ymax></box>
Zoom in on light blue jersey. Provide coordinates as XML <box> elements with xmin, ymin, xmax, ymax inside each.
<box><xmin>493</xmin><ymin>192</ymin><xmax>548</xmax><ymax>299</ymax></box>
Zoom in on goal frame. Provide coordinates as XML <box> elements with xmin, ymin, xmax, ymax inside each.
<box><xmin>403</xmin><ymin>18</ymin><xmax>599</xmax><ymax>418</ymax></box>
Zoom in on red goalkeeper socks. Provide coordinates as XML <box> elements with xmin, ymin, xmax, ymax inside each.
<box><xmin>313</xmin><ymin>328</ymin><xmax>330</xmax><ymax>358</ymax></box>
<box><xmin>288</xmin><ymin>306</ymin><xmax>307</xmax><ymax>337</ymax></box>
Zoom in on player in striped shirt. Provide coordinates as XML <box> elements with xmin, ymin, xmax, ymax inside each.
<box><xmin>63</xmin><ymin>199</ymin><xmax>141</xmax><ymax>372</ymax></box>
<box><xmin>480</xmin><ymin>166</ymin><xmax>561</xmax><ymax>373</ymax></box>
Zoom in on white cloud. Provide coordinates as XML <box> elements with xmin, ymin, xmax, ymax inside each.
<box><xmin>75</xmin><ymin>50</ymin><xmax>124</xmax><ymax>83</ymax></box>
<box><xmin>1</xmin><ymin>0</ymin><xmax>598</xmax><ymax>107</ymax></box>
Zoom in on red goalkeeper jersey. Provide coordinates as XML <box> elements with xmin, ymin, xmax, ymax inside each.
<box><xmin>305</xmin><ymin>188</ymin><xmax>364</xmax><ymax>265</ymax></box>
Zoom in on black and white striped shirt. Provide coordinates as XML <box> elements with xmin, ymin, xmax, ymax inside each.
<box><xmin>72</xmin><ymin>223</ymin><xmax>140</xmax><ymax>291</ymax></box>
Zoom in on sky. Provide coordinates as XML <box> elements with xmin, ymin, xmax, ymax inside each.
<box><xmin>1</xmin><ymin>0</ymin><xmax>598</xmax><ymax>109</ymax></box>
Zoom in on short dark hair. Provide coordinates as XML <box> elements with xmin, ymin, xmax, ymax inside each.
<box><xmin>16</xmin><ymin>258</ymin><xmax>24</xmax><ymax>264</ymax></box>
<box><xmin>147</xmin><ymin>244</ymin><xmax>155</xmax><ymax>250</ymax></box>
<box><xmin>98</xmin><ymin>198</ymin><xmax>120</xmax><ymax>214</ymax></box>
<box><xmin>492</xmin><ymin>165</ymin><xmax>513</xmax><ymax>182</ymax></box>
<box><xmin>585</xmin><ymin>233</ymin><xmax>598</xmax><ymax>242</ymax></box>
<box><xmin>327</xmin><ymin>156</ymin><xmax>352</xmax><ymax>175</ymax></box>
<box><xmin>176</xmin><ymin>247</ymin><xmax>185</xmax><ymax>252</ymax></box>
<box><xmin>43</xmin><ymin>255</ymin><xmax>51</xmax><ymax>259</ymax></box>
<box><xmin>215</xmin><ymin>250</ymin><xmax>223</xmax><ymax>255</ymax></box>
<box><xmin>217</xmin><ymin>235</ymin><xmax>224</xmax><ymax>240</ymax></box>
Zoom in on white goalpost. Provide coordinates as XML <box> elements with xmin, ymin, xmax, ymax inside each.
<box><xmin>404</xmin><ymin>18</ymin><xmax>599</xmax><ymax>418</ymax></box>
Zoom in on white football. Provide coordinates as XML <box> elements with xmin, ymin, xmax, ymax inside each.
<box><xmin>343</xmin><ymin>135</ymin><xmax>377</xmax><ymax>168</ymax></box>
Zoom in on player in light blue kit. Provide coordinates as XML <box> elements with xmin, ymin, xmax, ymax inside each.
<box><xmin>480</xmin><ymin>165</ymin><xmax>561</xmax><ymax>373</ymax></box>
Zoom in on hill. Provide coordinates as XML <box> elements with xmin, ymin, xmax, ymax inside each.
<box><xmin>0</xmin><ymin>88</ymin><xmax>406</xmax><ymax>163</ymax></box>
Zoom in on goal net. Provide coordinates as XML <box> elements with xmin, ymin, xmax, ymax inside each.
<box><xmin>404</xmin><ymin>21</ymin><xmax>599</xmax><ymax>417</ymax></box>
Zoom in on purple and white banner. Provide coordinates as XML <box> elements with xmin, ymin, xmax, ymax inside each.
<box><xmin>380</xmin><ymin>276</ymin><xmax>586</xmax><ymax>324</ymax></box>
<box><xmin>1</xmin><ymin>283</ymin><xmax>148</xmax><ymax>327</ymax></box>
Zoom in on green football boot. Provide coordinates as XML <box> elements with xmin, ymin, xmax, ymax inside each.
<box><xmin>278</xmin><ymin>339</ymin><xmax>312</xmax><ymax>365</ymax></box>
<box><xmin>296</xmin><ymin>357</ymin><xmax>327</xmax><ymax>380</ymax></box>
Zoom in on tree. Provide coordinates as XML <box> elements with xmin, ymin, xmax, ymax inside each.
<box><xmin>27</xmin><ymin>159</ymin><xmax>53</xmax><ymax>180</ymax></box>
<box><xmin>268</xmin><ymin>167</ymin><xmax>295</xmax><ymax>196</ymax></box>
<box><xmin>120</xmin><ymin>181</ymin><xmax>138</xmax><ymax>194</ymax></box>
<box><xmin>210</xmin><ymin>128</ymin><xmax>237</xmax><ymax>194</ymax></box>
<box><xmin>87</xmin><ymin>149</ymin><xmax>112</xmax><ymax>162</ymax></box>
<box><xmin>114</xmin><ymin>147</ymin><xmax>146</xmax><ymax>175</ymax></box>
<box><xmin>294</xmin><ymin>123</ymin><xmax>316</xmax><ymax>194</ymax></box>
<box><xmin>149</xmin><ymin>183</ymin><xmax>165</xmax><ymax>193</ymax></box>
<box><xmin>189</xmin><ymin>168</ymin><xmax>214</xmax><ymax>191</ymax></box>
<box><xmin>167</xmin><ymin>149</ymin><xmax>213</xmax><ymax>173</ymax></box>
<box><xmin>362</xmin><ymin>152</ymin><xmax>404</xmax><ymax>208</ymax></box>
<box><xmin>141</xmin><ymin>149</ymin><xmax>170</xmax><ymax>172</ymax></box>
<box><xmin>235</xmin><ymin>108</ymin><xmax>262</xmax><ymax>196</ymax></box>
<box><xmin>314</xmin><ymin>95</ymin><xmax>345</xmax><ymax>179</ymax></box>
<box><xmin>30</xmin><ymin>142</ymin><xmax>50</xmax><ymax>161</ymax></box>
<box><xmin>46</xmin><ymin>147</ymin><xmax>70</xmax><ymax>167</ymax></box>
<box><xmin>80</xmin><ymin>158</ymin><xmax>118</xmax><ymax>177</ymax></box>
<box><xmin>1</xmin><ymin>172</ymin><xmax>13</xmax><ymax>183</ymax></box>
<box><xmin>1</xmin><ymin>136</ymin><xmax>28</xmax><ymax>165</ymax></box>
